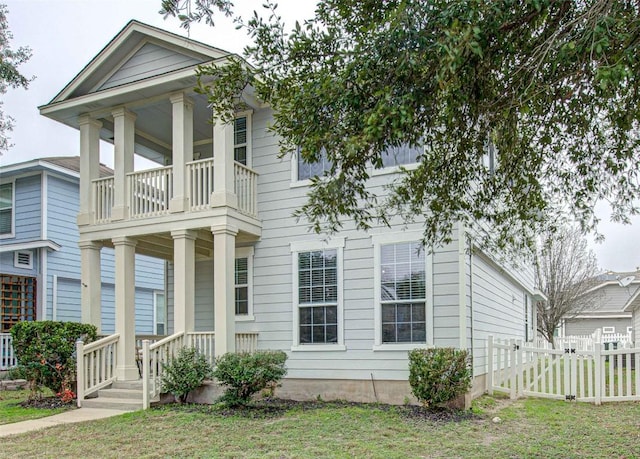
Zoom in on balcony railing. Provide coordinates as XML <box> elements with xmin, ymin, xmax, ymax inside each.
<box><xmin>234</xmin><ymin>162</ymin><xmax>258</xmax><ymax>217</ymax></box>
<box><xmin>92</xmin><ymin>176</ymin><xmax>114</xmax><ymax>224</ymax></box>
<box><xmin>91</xmin><ymin>160</ymin><xmax>258</xmax><ymax>224</ymax></box>
<box><xmin>187</xmin><ymin>158</ymin><xmax>214</xmax><ymax>211</ymax></box>
<box><xmin>128</xmin><ymin>166</ymin><xmax>173</xmax><ymax>219</ymax></box>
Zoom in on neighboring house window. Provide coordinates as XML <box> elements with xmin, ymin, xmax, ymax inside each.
<box><xmin>380</xmin><ymin>143</ymin><xmax>422</xmax><ymax>168</ymax></box>
<box><xmin>0</xmin><ymin>182</ymin><xmax>14</xmax><ymax>237</ymax></box>
<box><xmin>627</xmin><ymin>326</ymin><xmax>633</xmax><ymax>335</ymax></box>
<box><xmin>602</xmin><ymin>326</ymin><xmax>615</xmax><ymax>334</ymax></box>
<box><xmin>290</xmin><ymin>238</ymin><xmax>344</xmax><ymax>349</ymax></box>
<box><xmin>483</xmin><ymin>140</ymin><xmax>497</xmax><ymax>175</ymax></box>
<box><xmin>372</xmin><ymin>231</ymin><xmax>432</xmax><ymax>349</ymax></box>
<box><xmin>296</xmin><ymin>147</ymin><xmax>332</xmax><ymax>181</ymax></box>
<box><xmin>235</xmin><ymin>247</ymin><xmax>254</xmax><ymax>320</ymax></box>
<box><xmin>234</xmin><ymin>115</ymin><xmax>248</xmax><ymax>166</ymax></box>
<box><xmin>154</xmin><ymin>291</ymin><xmax>166</xmax><ymax>335</ymax></box>
<box><xmin>14</xmin><ymin>251</ymin><xmax>33</xmax><ymax>270</ymax></box>
<box><xmin>0</xmin><ymin>275</ymin><xmax>36</xmax><ymax>332</ymax></box>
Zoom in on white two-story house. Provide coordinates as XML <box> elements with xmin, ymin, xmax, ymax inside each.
<box><xmin>39</xmin><ymin>20</ymin><xmax>541</xmax><ymax>406</ymax></box>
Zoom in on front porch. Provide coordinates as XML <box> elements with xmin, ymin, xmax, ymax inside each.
<box><xmin>76</xmin><ymin>330</ymin><xmax>259</xmax><ymax>409</ymax></box>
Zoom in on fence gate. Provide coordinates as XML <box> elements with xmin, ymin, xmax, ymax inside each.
<box><xmin>487</xmin><ymin>336</ymin><xmax>640</xmax><ymax>404</ymax></box>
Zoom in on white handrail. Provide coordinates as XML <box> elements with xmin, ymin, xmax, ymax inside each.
<box><xmin>92</xmin><ymin>176</ymin><xmax>114</xmax><ymax>223</ymax></box>
<box><xmin>0</xmin><ymin>333</ymin><xmax>16</xmax><ymax>370</ymax></box>
<box><xmin>142</xmin><ymin>331</ymin><xmax>186</xmax><ymax>409</ymax></box>
<box><xmin>186</xmin><ymin>158</ymin><xmax>214</xmax><ymax>211</ymax></box>
<box><xmin>128</xmin><ymin>166</ymin><xmax>173</xmax><ymax>218</ymax></box>
<box><xmin>76</xmin><ymin>333</ymin><xmax>119</xmax><ymax>407</ymax></box>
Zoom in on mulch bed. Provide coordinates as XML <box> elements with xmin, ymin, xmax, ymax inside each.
<box><xmin>161</xmin><ymin>397</ymin><xmax>478</xmax><ymax>423</ymax></box>
<box><xmin>19</xmin><ymin>396</ymin><xmax>76</xmax><ymax>410</ymax></box>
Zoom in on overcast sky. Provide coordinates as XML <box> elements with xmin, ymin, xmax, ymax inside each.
<box><xmin>2</xmin><ymin>0</ymin><xmax>639</xmax><ymax>273</ymax></box>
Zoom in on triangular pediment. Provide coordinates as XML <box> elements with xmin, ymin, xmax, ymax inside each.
<box><xmin>49</xmin><ymin>20</ymin><xmax>229</xmax><ymax>103</ymax></box>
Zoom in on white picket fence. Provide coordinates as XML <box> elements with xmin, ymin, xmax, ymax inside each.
<box><xmin>488</xmin><ymin>335</ymin><xmax>639</xmax><ymax>404</ymax></box>
<box><xmin>535</xmin><ymin>331</ymin><xmax>634</xmax><ymax>351</ymax></box>
<box><xmin>0</xmin><ymin>333</ymin><xmax>16</xmax><ymax>370</ymax></box>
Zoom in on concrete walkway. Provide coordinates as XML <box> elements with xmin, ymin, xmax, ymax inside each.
<box><xmin>0</xmin><ymin>408</ymin><xmax>130</xmax><ymax>437</ymax></box>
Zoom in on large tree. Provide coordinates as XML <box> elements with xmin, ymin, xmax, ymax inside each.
<box><xmin>534</xmin><ymin>227</ymin><xmax>600</xmax><ymax>345</ymax></box>
<box><xmin>162</xmin><ymin>0</ymin><xmax>640</xmax><ymax>254</ymax></box>
<box><xmin>0</xmin><ymin>3</ymin><xmax>32</xmax><ymax>153</ymax></box>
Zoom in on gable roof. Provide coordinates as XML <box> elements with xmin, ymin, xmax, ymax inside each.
<box><xmin>48</xmin><ymin>20</ymin><xmax>230</xmax><ymax>104</ymax></box>
<box><xmin>623</xmin><ymin>287</ymin><xmax>640</xmax><ymax>312</ymax></box>
<box><xmin>0</xmin><ymin>156</ymin><xmax>112</xmax><ymax>178</ymax></box>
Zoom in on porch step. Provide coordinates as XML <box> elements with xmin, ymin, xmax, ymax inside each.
<box><xmin>98</xmin><ymin>388</ymin><xmax>142</xmax><ymax>400</ymax></box>
<box><xmin>82</xmin><ymin>380</ymin><xmax>145</xmax><ymax>411</ymax></box>
<box><xmin>81</xmin><ymin>397</ymin><xmax>143</xmax><ymax>411</ymax></box>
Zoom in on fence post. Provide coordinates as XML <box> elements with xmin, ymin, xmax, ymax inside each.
<box><xmin>509</xmin><ymin>338</ymin><xmax>517</xmax><ymax>399</ymax></box>
<box><xmin>76</xmin><ymin>340</ymin><xmax>84</xmax><ymax>408</ymax></box>
<box><xmin>594</xmin><ymin>342</ymin><xmax>602</xmax><ymax>405</ymax></box>
<box><xmin>487</xmin><ymin>336</ymin><xmax>494</xmax><ymax>395</ymax></box>
<box><xmin>142</xmin><ymin>339</ymin><xmax>150</xmax><ymax>410</ymax></box>
<box><xmin>517</xmin><ymin>339</ymin><xmax>524</xmax><ymax>397</ymax></box>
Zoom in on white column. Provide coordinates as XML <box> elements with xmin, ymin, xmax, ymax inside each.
<box><xmin>169</xmin><ymin>92</ymin><xmax>194</xmax><ymax>213</ymax></box>
<box><xmin>210</xmin><ymin>118</ymin><xmax>237</xmax><ymax>208</ymax></box>
<box><xmin>79</xmin><ymin>241</ymin><xmax>102</xmax><ymax>333</ymax></box>
<box><xmin>77</xmin><ymin>116</ymin><xmax>102</xmax><ymax>226</ymax></box>
<box><xmin>113</xmin><ymin>236</ymin><xmax>138</xmax><ymax>380</ymax></box>
<box><xmin>111</xmin><ymin>108</ymin><xmax>136</xmax><ymax>221</ymax></box>
<box><xmin>212</xmin><ymin>224</ymin><xmax>237</xmax><ymax>356</ymax></box>
<box><xmin>172</xmin><ymin>229</ymin><xmax>196</xmax><ymax>333</ymax></box>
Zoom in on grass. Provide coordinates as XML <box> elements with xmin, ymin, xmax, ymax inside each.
<box><xmin>0</xmin><ymin>396</ymin><xmax>638</xmax><ymax>458</ymax></box>
<box><xmin>0</xmin><ymin>389</ymin><xmax>69</xmax><ymax>425</ymax></box>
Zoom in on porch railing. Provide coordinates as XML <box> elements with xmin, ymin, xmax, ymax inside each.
<box><xmin>234</xmin><ymin>162</ymin><xmax>258</xmax><ymax>217</ymax></box>
<box><xmin>128</xmin><ymin>166</ymin><xmax>173</xmax><ymax>218</ymax></box>
<box><xmin>187</xmin><ymin>158</ymin><xmax>214</xmax><ymax>211</ymax></box>
<box><xmin>0</xmin><ymin>332</ymin><xmax>16</xmax><ymax>370</ymax></box>
<box><xmin>142</xmin><ymin>331</ymin><xmax>186</xmax><ymax>409</ymax></box>
<box><xmin>92</xmin><ymin>177</ymin><xmax>114</xmax><ymax>223</ymax></box>
<box><xmin>76</xmin><ymin>333</ymin><xmax>119</xmax><ymax>407</ymax></box>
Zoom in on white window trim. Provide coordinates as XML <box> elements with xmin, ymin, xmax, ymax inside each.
<box><xmin>371</xmin><ymin>231</ymin><xmax>434</xmax><ymax>351</ymax></box>
<box><xmin>14</xmin><ymin>250</ymin><xmax>33</xmax><ymax>269</ymax></box>
<box><xmin>370</xmin><ymin>144</ymin><xmax>423</xmax><ymax>177</ymax></box>
<box><xmin>234</xmin><ymin>111</ymin><xmax>253</xmax><ymax>168</ymax></box>
<box><xmin>627</xmin><ymin>326</ymin><xmax>633</xmax><ymax>334</ymax></box>
<box><xmin>153</xmin><ymin>290</ymin><xmax>166</xmax><ymax>336</ymax></box>
<box><xmin>290</xmin><ymin>237</ymin><xmax>346</xmax><ymax>351</ymax></box>
<box><xmin>290</xmin><ymin>148</ymin><xmax>333</xmax><ymax>188</ymax></box>
<box><xmin>0</xmin><ymin>180</ymin><xmax>15</xmax><ymax>239</ymax></box>
<box><xmin>602</xmin><ymin>326</ymin><xmax>615</xmax><ymax>334</ymax></box>
<box><xmin>235</xmin><ymin>246</ymin><xmax>255</xmax><ymax>322</ymax></box>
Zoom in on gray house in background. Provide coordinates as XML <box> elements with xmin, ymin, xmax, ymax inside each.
<box><xmin>562</xmin><ymin>270</ymin><xmax>639</xmax><ymax>337</ymax></box>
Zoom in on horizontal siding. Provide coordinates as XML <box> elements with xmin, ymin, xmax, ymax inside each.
<box><xmin>47</xmin><ymin>176</ymin><xmax>82</xmax><ymax>279</ymax></box>
<box><xmin>11</xmin><ymin>175</ymin><xmax>42</xmax><ymax>242</ymax></box>
<box><xmin>584</xmin><ymin>284</ymin><xmax>640</xmax><ymax>312</ymax></box>
<box><xmin>0</xmin><ymin>250</ymin><xmax>38</xmax><ymax>277</ymax></box>
<box><xmin>471</xmin><ymin>253</ymin><xmax>529</xmax><ymax>376</ymax></box>
<box><xmin>564</xmin><ymin>317</ymin><xmax>632</xmax><ymax>336</ymax></box>
<box><xmin>100</xmin><ymin>43</ymin><xmax>202</xmax><ymax>90</ymax></box>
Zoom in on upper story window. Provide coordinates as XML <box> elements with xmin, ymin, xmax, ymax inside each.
<box><xmin>290</xmin><ymin>238</ymin><xmax>345</xmax><ymax>350</ymax></box>
<box><xmin>380</xmin><ymin>143</ymin><xmax>422</xmax><ymax>168</ymax></box>
<box><xmin>297</xmin><ymin>147</ymin><xmax>332</xmax><ymax>181</ymax></box>
<box><xmin>234</xmin><ymin>116</ymin><xmax>248</xmax><ymax>165</ymax></box>
<box><xmin>0</xmin><ymin>182</ymin><xmax>14</xmax><ymax>237</ymax></box>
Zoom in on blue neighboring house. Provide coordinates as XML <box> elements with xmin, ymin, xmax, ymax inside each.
<box><xmin>0</xmin><ymin>157</ymin><xmax>166</xmax><ymax>345</ymax></box>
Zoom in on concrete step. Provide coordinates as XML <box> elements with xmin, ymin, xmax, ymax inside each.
<box><xmin>111</xmin><ymin>380</ymin><xmax>143</xmax><ymax>390</ymax></box>
<box><xmin>98</xmin><ymin>388</ymin><xmax>143</xmax><ymax>400</ymax></box>
<box><xmin>81</xmin><ymin>397</ymin><xmax>142</xmax><ymax>411</ymax></box>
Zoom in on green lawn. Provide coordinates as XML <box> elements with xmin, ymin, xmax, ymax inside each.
<box><xmin>0</xmin><ymin>396</ymin><xmax>638</xmax><ymax>458</ymax></box>
<box><xmin>0</xmin><ymin>389</ymin><xmax>70</xmax><ymax>425</ymax></box>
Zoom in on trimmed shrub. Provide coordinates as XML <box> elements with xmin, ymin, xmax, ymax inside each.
<box><xmin>408</xmin><ymin>347</ymin><xmax>472</xmax><ymax>409</ymax></box>
<box><xmin>213</xmin><ymin>350</ymin><xmax>287</xmax><ymax>406</ymax></box>
<box><xmin>161</xmin><ymin>347</ymin><xmax>213</xmax><ymax>403</ymax></box>
<box><xmin>10</xmin><ymin>321</ymin><xmax>97</xmax><ymax>397</ymax></box>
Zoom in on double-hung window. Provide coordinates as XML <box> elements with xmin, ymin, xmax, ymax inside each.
<box><xmin>373</xmin><ymin>232</ymin><xmax>432</xmax><ymax>349</ymax></box>
<box><xmin>380</xmin><ymin>143</ymin><xmax>423</xmax><ymax>169</ymax></box>
<box><xmin>154</xmin><ymin>291</ymin><xmax>166</xmax><ymax>335</ymax></box>
<box><xmin>234</xmin><ymin>114</ymin><xmax>251</xmax><ymax>166</ymax></box>
<box><xmin>291</xmin><ymin>238</ymin><xmax>345</xmax><ymax>350</ymax></box>
<box><xmin>0</xmin><ymin>182</ymin><xmax>14</xmax><ymax>237</ymax></box>
<box><xmin>295</xmin><ymin>147</ymin><xmax>332</xmax><ymax>182</ymax></box>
